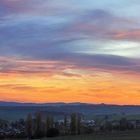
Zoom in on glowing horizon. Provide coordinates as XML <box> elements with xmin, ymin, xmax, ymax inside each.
<box><xmin>0</xmin><ymin>0</ymin><xmax>140</xmax><ymax>105</ymax></box>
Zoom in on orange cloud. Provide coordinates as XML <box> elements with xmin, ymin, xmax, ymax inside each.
<box><xmin>113</xmin><ymin>29</ymin><xmax>140</xmax><ymax>41</ymax></box>
<box><xmin>0</xmin><ymin>57</ymin><xmax>140</xmax><ymax>105</ymax></box>
<box><xmin>0</xmin><ymin>67</ymin><xmax>139</xmax><ymax>105</ymax></box>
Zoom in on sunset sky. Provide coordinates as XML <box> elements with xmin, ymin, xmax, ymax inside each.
<box><xmin>0</xmin><ymin>0</ymin><xmax>140</xmax><ymax>105</ymax></box>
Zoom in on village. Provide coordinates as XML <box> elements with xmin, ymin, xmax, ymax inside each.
<box><xmin>0</xmin><ymin>113</ymin><xmax>140</xmax><ymax>139</ymax></box>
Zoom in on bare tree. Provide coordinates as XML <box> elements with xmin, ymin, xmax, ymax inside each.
<box><xmin>26</xmin><ymin>113</ymin><xmax>32</xmax><ymax>139</ymax></box>
<box><xmin>35</xmin><ymin>112</ymin><xmax>43</xmax><ymax>138</ymax></box>
<box><xmin>70</xmin><ymin>113</ymin><xmax>78</xmax><ymax>135</ymax></box>
<box><xmin>46</xmin><ymin>115</ymin><xmax>54</xmax><ymax>135</ymax></box>
<box><xmin>64</xmin><ymin>115</ymin><xmax>68</xmax><ymax>135</ymax></box>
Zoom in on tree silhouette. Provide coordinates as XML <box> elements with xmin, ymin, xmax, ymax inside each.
<box><xmin>70</xmin><ymin>113</ymin><xmax>78</xmax><ymax>135</ymax></box>
<box><xmin>35</xmin><ymin>112</ymin><xmax>43</xmax><ymax>138</ymax></box>
<box><xmin>46</xmin><ymin>115</ymin><xmax>54</xmax><ymax>136</ymax></box>
<box><xmin>77</xmin><ymin>115</ymin><xmax>81</xmax><ymax>134</ymax></box>
<box><xmin>64</xmin><ymin>115</ymin><xmax>68</xmax><ymax>135</ymax></box>
<box><xmin>26</xmin><ymin>113</ymin><xmax>32</xmax><ymax>139</ymax></box>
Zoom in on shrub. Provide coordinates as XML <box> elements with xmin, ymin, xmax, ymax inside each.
<box><xmin>47</xmin><ymin>128</ymin><xmax>59</xmax><ymax>137</ymax></box>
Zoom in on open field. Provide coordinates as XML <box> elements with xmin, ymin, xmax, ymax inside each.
<box><xmin>43</xmin><ymin>135</ymin><xmax>140</xmax><ymax>140</ymax></box>
<box><xmin>42</xmin><ymin>132</ymin><xmax>140</xmax><ymax>140</ymax></box>
<box><xmin>5</xmin><ymin>131</ymin><xmax>140</xmax><ymax>140</ymax></box>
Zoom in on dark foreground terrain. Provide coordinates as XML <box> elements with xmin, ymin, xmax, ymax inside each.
<box><xmin>5</xmin><ymin>131</ymin><xmax>140</xmax><ymax>140</ymax></box>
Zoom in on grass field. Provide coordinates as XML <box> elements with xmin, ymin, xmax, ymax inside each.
<box><xmin>42</xmin><ymin>133</ymin><xmax>140</xmax><ymax>140</ymax></box>
<box><xmin>5</xmin><ymin>130</ymin><xmax>140</xmax><ymax>140</ymax></box>
<box><xmin>6</xmin><ymin>130</ymin><xmax>140</xmax><ymax>140</ymax></box>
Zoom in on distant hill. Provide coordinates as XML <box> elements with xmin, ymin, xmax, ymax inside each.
<box><xmin>0</xmin><ymin>101</ymin><xmax>140</xmax><ymax>120</ymax></box>
<box><xmin>0</xmin><ymin>101</ymin><xmax>87</xmax><ymax>106</ymax></box>
<box><xmin>0</xmin><ymin>101</ymin><xmax>65</xmax><ymax>106</ymax></box>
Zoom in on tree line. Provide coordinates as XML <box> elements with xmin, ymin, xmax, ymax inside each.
<box><xmin>26</xmin><ymin>112</ymin><xmax>81</xmax><ymax>139</ymax></box>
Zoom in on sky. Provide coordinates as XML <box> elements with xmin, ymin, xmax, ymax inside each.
<box><xmin>0</xmin><ymin>0</ymin><xmax>140</xmax><ymax>105</ymax></box>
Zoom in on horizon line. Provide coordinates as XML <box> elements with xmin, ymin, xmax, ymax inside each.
<box><xmin>0</xmin><ymin>100</ymin><xmax>140</xmax><ymax>106</ymax></box>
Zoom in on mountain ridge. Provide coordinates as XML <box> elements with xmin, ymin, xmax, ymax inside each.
<box><xmin>0</xmin><ymin>101</ymin><xmax>139</xmax><ymax>107</ymax></box>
